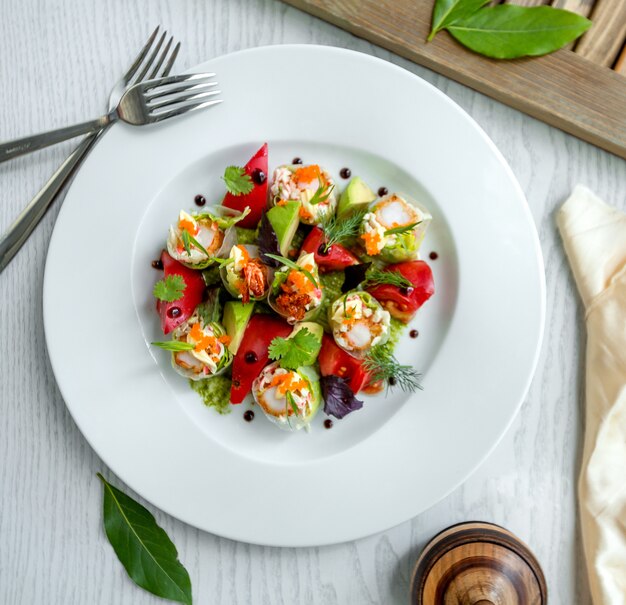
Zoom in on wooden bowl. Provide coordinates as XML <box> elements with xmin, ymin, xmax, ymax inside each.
<box><xmin>410</xmin><ymin>522</ymin><xmax>547</xmax><ymax>605</ymax></box>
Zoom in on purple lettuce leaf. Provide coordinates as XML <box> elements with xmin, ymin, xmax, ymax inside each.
<box><xmin>320</xmin><ymin>375</ymin><xmax>364</xmax><ymax>419</ymax></box>
<box><xmin>257</xmin><ymin>213</ymin><xmax>281</xmax><ymax>267</ymax></box>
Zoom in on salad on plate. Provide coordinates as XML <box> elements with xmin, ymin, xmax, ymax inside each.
<box><xmin>151</xmin><ymin>143</ymin><xmax>436</xmax><ymax>431</ymax></box>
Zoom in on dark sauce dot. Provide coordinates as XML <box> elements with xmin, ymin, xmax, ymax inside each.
<box><xmin>400</xmin><ymin>286</ymin><xmax>414</xmax><ymax>295</ymax></box>
<box><xmin>194</xmin><ymin>194</ymin><xmax>206</xmax><ymax>207</ymax></box>
<box><xmin>339</xmin><ymin>167</ymin><xmax>351</xmax><ymax>179</ymax></box>
<box><xmin>317</xmin><ymin>243</ymin><xmax>330</xmax><ymax>257</ymax></box>
<box><xmin>151</xmin><ymin>259</ymin><xmax>163</xmax><ymax>270</ymax></box>
<box><xmin>251</xmin><ymin>168</ymin><xmax>266</xmax><ymax>185</ymax></box>
<box><xmin>429</xmin><ymin>251</ymin><xmax>439</xmax><ymax>260</ymax></box>
<box><xmin>410</xmin><ymin>329</ymin><xmax>419</xmax><ymax>338</ymax></box>
<box><xmin>388</xmin><ymin>376</ymin><xmax>397</xmax><ymax>386</ymax></box>
<box><xmin>292</xmin><ymin>157</ymin><xmax>303</xmax><ymax>165</ymax></box>
<box><xmin>377</xmin><ymin>187</ymin><xmax>388</xmax><ymax>197</ymax></box>
<box><xmin>323</xmin><ymin>419</ymin><xmax>333</xmax><ymax>429</ymax></box>
<box><xmin>233</xmin><ymin>379</ymin><xmax>241</xmax><ymax>387</ymax></box>
<box><xmin>244</xmin><ymin>351</ymin><xmax>258</xmax><ymax>364</ymax></box>
<box><xmin>243</xmin><ymin>410</ymin><xmax>255</xmax><ymax>422</ymax></box>
<box><xmin>166</xmin><ymin>307</ymin><xmax>181</xmax><ymax>319</ymax></box>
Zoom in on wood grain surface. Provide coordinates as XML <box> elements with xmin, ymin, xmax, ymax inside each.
<box><xmin>574</xmin><ymin>0</ymin><xmax>626</xmax><ymax>66</ymax></box>
<box><xmin>551</xmin><ymin>0</ymin><xmax>596</xmax><ymax>17</ymax></box>
<box><xmin>0</xmin><ymin>1</ymin><xmax>625</xmax><ymax>604</ymax></box>
<box><xmin>283</xmin><ymin>0</ymin><xmax>626</xmax><ymax>159</ymax></box>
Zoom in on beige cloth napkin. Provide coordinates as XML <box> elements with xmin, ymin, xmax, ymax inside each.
<box><xmin>557</xmin><ymin>185</ymin><xmax>626</xmax><ymax>605</ymax></box>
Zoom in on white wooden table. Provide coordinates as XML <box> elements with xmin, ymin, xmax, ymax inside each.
<box><xmin>1</xmin><ymin>1</ymin><xmax>624</xmax><ymax>603</ymax></box>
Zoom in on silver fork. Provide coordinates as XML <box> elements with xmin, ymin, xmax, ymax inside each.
<box><xmin>0</xmin><ymin>75</ymin><xmax>220</xmax><ymax>163</ymax></box>
<box><xmin>0</xmin><ymin>26</ymin><xmax>181</xmax><ymax>273</ymax></box>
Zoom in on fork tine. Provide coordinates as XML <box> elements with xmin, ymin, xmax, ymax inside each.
<box><xmin>148</xmin><ymin>36</ymin><xmax>173</xmax><ymax>79</ymax></box>
<box><xmin>134</xmin><ymin>30</ymin><xmax>167</xmax><ymax>84</ymax></box>
<box><xmin>147</xmin><ymin>80</ymin><xmax>218</xmax><ymax>102</ymax></box>
<box><xmin>149</xmin><ymin>99</ymin><xmax>223</xmax><ymax>122</ymax></box>
<box><xmin>143</xmin><ymin>73</ymin><xmax>215</xmax><ymax>92</ymax></box>
<box><xmin>149</xmin><ymin>89</ymin><xmax>222</xmax><ymax>111</ymax></box>
<box><xmin>161</xmin><ymin>42</ymin><xmax>181</xmax><ymax>78</ymax></box>
<box><xmin>122</xmin><ymin>26</ymin><xmax>160</xmax><ymax>85</ymax></box>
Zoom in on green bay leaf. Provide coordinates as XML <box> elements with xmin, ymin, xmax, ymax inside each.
<box><xmin>429</xmin><ymin>0</ymin><xmax>490</xmax><ymax>41</ymax></box>
<box><xmin>447</xmin><ymin>5</ymin><xmax>592</xmax><ymax>59</ymax></box>
<box><xmin>97</xmin><ymin>474</ymin><xmax>192</xmax><ymax>605</ymax></box>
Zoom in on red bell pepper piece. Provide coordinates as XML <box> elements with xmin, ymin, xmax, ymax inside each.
<box><xmin>300</xmin><ymin>227</ymin><xmax>360</xmax><ymax>272</ymax></box>
<box><xmin>318</xmin><ymin>334</ymin><xmax>372</xmax><ymax>394</ymax></box>
<box><xmin>156</xmin><ymin>250</ymin><xmax>206</xmax><ymax>335</ymax></box>
<box><xmin>230</xmin><ymin>314</ymin><xmax>292</xmax><ymax>404</ymax></box>
<box><xmin>222</xmin><ymin>143</ymin><xmax>268</xmax><ymax>228</ymax></box>
<box><xmin>367</xmin><ymin>260</ymin><xmax>434</xmax><ymax>323</ymax></box>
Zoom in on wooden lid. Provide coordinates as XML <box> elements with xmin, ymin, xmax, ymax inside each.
<box><xmin>410</xmin><ymin>522</ymin><xmax>547</xmax><ymax>605</ymax></box>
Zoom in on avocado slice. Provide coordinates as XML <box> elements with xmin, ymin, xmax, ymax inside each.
<box><xmin>267</xmin><ymin>201</ymin><xmax>301</xmax><ymax>256</ymax></box>
<box><xmin>337</xmin><ymin>176</ymin><xmax>376</xmax><ymax>217</ymax></box>
<box><xmin>223</xmin><ymin>301</ymin><xmax>255</xmax><ymax>354</ymax></box>
<box><xmin>296</xmin><ymin>365</ymin><xmax>322</xmax><ymax>423</ymax></box>
<box><xmin>288</xmin><ymin>321</ymin><xmax>323</xmax><ymax>366</ymax></box>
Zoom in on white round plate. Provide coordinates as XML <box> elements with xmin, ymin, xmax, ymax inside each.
<box><xmin>44</xmin><ymin>45</ymin><xmax>545</xmax><ymax>547</ymax></box>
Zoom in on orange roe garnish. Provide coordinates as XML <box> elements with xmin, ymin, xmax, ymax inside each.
<box><xmin>270</xmin><ymin>372</ymin><xmax>307</xmax><ymax>397</ymax></box>
<box><xmin>179</xmin><ymin>218</ymin><xmax>198</xmax><ymax>235</ymax></box>
<box><xmin>361</xmin><ymin>231</ymin><xmax>382</xmax><ymax>255</ymax></box>
<box><xmin>288</xmin><ymin>270</ymin><xmax>314</xmax><ymax>294</ymax></box>
<box><xmin>293</xmin><ymin>165</ymin><xmax>321</xmax><ymax>184</ymax></box>
<box><xmin>189</xmin><ymin>322</ymin><xmax>217</xmax><ymax>353</ymax></box>
<box><xmin>218</xmin><ymin>334</ymin><xmax>231</xmax><ymax>345</ymax></box>
<box><xmin>276</xmin><ymin>199</ymin><xmax>287</xmax><ymax>207</ymax></box>
<box><xmin>299</xmin><ymin>206</ymin><xmax>312</xmax><ymax>220</ymax></box>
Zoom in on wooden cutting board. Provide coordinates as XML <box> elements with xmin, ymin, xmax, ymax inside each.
<box><xmin>282</xmin><ymin>0</ymin><xmax>626</xmax><ymax>159</ymax></box>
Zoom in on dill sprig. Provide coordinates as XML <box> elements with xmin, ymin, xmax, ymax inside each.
<box><xmin>363</xmin><ymin>346</ymin><xmax>423</xmax><ymax>393</ymax></box>
<box><xmin>363</xmin><ymin>267</ymin><xmax>412</xmax><ymax>290</ymax></box>
<box><xmin>319</xmin><ymin>209</ymin><xmax>367</xmax><ymax>252</ymax></box>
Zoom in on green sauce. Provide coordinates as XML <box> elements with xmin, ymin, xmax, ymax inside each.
<box><xmin>189</xmin><ymin>375</ymin><xmax>232</xmax><ymax>414</ymax></box>
<box><xmin>317</xmin><ymin>271</ymin><xmax>345</xmax><ymax>331</ymax></box>
<box><xmin>380</xmin><ymin>317</ymin><xmax>405</xmax><ymax>355</ymax></box>
<box><xmin>235</xmin><ymin>227</ymin><xmax>257</xmax><ymax>245</ymax></box>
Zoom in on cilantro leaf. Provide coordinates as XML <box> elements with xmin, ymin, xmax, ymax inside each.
<box><xmin>153</xmin><ymin>275</ymin><xmax>186</xmax><ymax>302</ymax></box>
<box><xmin>268</xmin><ymin>328</ymin><xmax>321</xmax><ymax>369</ymax></box>
<box><xmin>222</xmin><ymin>166</ymin><xmax>254</xmax><ymax>196</ymax></box>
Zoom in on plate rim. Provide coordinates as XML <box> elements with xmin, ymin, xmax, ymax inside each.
<box><xmin>43</xmin><ymin>43</ymin><xmax>546</xmax><ymax>546</ymax></box>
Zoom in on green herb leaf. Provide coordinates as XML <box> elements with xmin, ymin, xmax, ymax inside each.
<box><xmin>447</xmin><ymin>5</ymin><xmax>592</xmax><ymax>59</ymax></box>
<box><xmin>151</xmin><ymin>341</ymin><xmax>195</xmax><ymax>352</ymax></box>
<box><xmin>308</xmin><ymin>182</ymin><xmax>335</xmax><ymax>206</ymax></box>
<box><xmin>181</xmin><ymin>229</ymin><xmax>209</xmax><ymax>258</ymax></box>
<box><xmin>319</xmin><ymin>209</ymin><xmax>367</xmax><ymax>251</ymax></box>
<box><xmin>153</xmin><ymin>275</ymin><xmax>186</xmax><ymax>302</ymax></box>
<box><xmin>97</xmin><ymin>474</ymin><xmax>192</xmax><ymax>605</ymax></box>
<box><xmin>384</xmin><ymin>221</ymin><xmax>421</xmax><ymax>236</ymax></box>
<box><xmin>222</xmin><ymin>166</ymin><xmax>254</xmax><ymax>196</ymax></box>
<box><xmin>264</xmin><ymin>253</ymin><xmax>319</xmax><ymax>289</ymax></box>
<box><xmin>429</xmin><ymin>0</ymin><xmax>490</xmax><ymax>41</ymax></box>
<box><xmin>286</xmin><ymin>391</ymin><xmax>300</xmax><ymax>416</ymax></box>
<box><xmin>268</xmin><ymin>328</ymin><xmax>321</xmax><ymax>369</ymax></box>
<box><xmin>196</xmin><ymin>287</ymin><xmax>223</xmax><ymax>326</ymax></box>
<box><xmin>363</xmin><ymin>347</ymin><xmax>423</xmax><ymax>393</ymax></box>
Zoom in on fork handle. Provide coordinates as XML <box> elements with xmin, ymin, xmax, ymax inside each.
<box><xmin>0</xmin><ymin>134</ymin><xmax>98</xmax><ymax>274</ymax></box>
<box><xmin>0</xmin><ymin>116</ymin><xmax>109</xmax><ymax>163</ymax></box>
